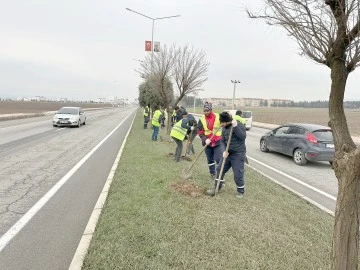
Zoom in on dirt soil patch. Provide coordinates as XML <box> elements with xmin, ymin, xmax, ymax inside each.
<box><xmin>169</xmin><ymin>180</ymin><xmax>203</xmax><ymax>198</ymax></box>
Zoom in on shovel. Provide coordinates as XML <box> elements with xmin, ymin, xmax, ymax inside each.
<box><xmin>183</xmin><ymin>124</ymin><xmax>195</xmax><ymax>158</ymax></box>
<box><xmin>214</xmin><ymin>125</ymin><xmax>234</xmax><ymax>195</ymax></box>
<box><xmin>181</xmin><ymin>125</ymin><xmax>222</xmax><ymax>180</ymax></box>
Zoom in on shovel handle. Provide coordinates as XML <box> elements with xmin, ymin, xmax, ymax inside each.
<box><xmin>215</xmin><ymin>125</ymin><xmax>234</xmax><ymax>194</ymax></box>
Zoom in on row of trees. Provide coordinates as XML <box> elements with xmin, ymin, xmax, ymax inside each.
<box><xmin>137</xmin><ymin>45</ymin><xmax>210</xmax><ymax>132</ymax></box>
<box><xmin>270</xmin><ymin>100</ymin><xmax>360</xmax><ymax>108</ymax></box>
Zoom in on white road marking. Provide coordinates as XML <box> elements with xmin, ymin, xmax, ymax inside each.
<box><xmin>247</xmin><ymin>156</ymin><xmax>337</xmax><ymax>201</ymax></box>
<box><xmin>0</xmin><ymin>114</ymin><xmax>133</xmax><ymax>252</ymax></box>
<box><xmin>246</xmin><ymin>162</ymin><xmax>335</xmax><ymax>216</ymax></box>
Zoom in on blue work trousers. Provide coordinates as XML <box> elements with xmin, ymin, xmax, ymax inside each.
<box><xmin>172</xmin><ymin>137</ymin><xmax>183</xmax><ymax>162</ymax></box>
<box><xmin>204</xmin><ymin>144</ymin><xmax>222</xmax><ymax>175</ymax></box>
<box><xmin>152</xmin><ymin>126</ymin><xmax>159</xmax><ymax>141</ymax></box>
<box><xmin>215</xmin><ymin>152</ymin><xmax>245</xmax><ymax>194</ymax></box>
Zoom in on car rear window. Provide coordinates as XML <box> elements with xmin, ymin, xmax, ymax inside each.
<box><xmin>242</xmin><ymin>111</ymin><xmax>252</xmax><ymax>118</ymax></box>
<box><xmin>312</xmin><ymin>129</ymin><xmax>333</xmax><ymax>141</ymax></box>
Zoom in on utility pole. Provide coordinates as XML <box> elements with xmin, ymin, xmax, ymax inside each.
<box><xmin>231</xmin><ymin>80</ymin><xmax>241</xmax><ymax>110</ymax></box>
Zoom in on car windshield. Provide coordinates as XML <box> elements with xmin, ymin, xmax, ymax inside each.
<box><xmin>242</xmin><ymin>111</ymin><xmax>252</xmax><ymax>118</ymax></box>
<box><xmin>58</xmin><ymin>107</ymin><xmax>79</xmax><ymax>115</ymax></box>
<box><xmin>312</xmin><ymin>129</ymin><xmax>333</xmax><ymax>141</ymax></box>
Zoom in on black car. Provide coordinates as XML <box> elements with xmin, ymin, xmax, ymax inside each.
<box><xmin>260</xmin><ymin>123</ymin><xmax>335</xmax><ymax>165</ymax></box>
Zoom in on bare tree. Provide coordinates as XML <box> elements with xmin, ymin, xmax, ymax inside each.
<box><xmin>173</xmin><ymin>45</ymin><xmax>210</xmax><ymax>106</ymax></box>
<box><xmin>247</xmin><ymin>1</ymin><xmax>360</xmax><ymax>269</ymax></box>
<box><xmin>139</xmin><ymin>45</ymin><xmax>178</xmax><ymax>133</ymax></box>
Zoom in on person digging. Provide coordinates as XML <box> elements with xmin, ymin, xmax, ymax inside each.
<box><xmin>206</xmin><ymin>111</ymin><xmax>247</xmax><ymax>198</ymax></box>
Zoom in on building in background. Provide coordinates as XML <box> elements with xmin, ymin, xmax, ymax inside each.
<box><xmin>204</xmin><ymin>97</ymin><xmax>293</xmax><ymax>107</ymax></box>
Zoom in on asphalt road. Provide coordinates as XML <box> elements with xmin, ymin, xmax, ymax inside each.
<box><xmin>0</xmin><ymin>107</ymin><xmax>137</xmax><ymax>270</ymax></box>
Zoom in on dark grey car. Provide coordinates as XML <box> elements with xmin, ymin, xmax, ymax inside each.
<box><xmin>260</xmin><ymin>123</ymin><xmax>334</xmax><ymax>165</ymax></box>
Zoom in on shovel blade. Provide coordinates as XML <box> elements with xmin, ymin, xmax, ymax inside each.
<box><xmin>181</xmin><ymin>168</ymin><xmax>192</xmax><ymax>180</ymax></box>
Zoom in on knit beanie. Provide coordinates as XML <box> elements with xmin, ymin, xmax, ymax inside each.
<box><xmin>219</xmin><ymin>112</ymin><xmax>232</xmax><ymax>123</ymax></box>
<box><xmin>203</xmin><ymin>104</ymin><xmax>212</xmax><ymax>111</ymax></box>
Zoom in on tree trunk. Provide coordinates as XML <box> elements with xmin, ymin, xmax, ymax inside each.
<box><xmin>330</xmin><ymin>59</ymin><xmax>360</xmax><ymax>270</ymax></box>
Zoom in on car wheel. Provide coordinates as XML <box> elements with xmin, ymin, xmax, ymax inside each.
<box><xmin>83</xmin><ymin>118</ymin><xmax>86</xmax><ymax>125</ymax></box>
<box><xmin>293</xmin><ymin>148</ymin><xmax>307</xmax><ymax>165</ymax></box>
<box><xmin>53</xmin><ymin>124</ymin><xmax>57</xmax><ymax>127</ymax></box>
<box><xmin>77</xmin><ymin>120</ymin><xmax>81</xmax><ymax>128</ymax></box>
<box><xmin>260</xmin><ymin>139</ymin><xmax>269</xmax><ymax>152</ymax></box>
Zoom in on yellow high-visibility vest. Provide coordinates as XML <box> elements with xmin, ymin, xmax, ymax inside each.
<box><xmin>152</xmin><ymin>110</ymin><xmax>162</xmax><ymax>127</ymax></box>
<box><xmin>170</xmin><ymin>119</ymin><xmax>187</xmax><ymax>141</ymax></box>
<box><xmin>234</xmin><ymin>115</ymin><xmax>246</xmax><ymax>124</ymax></box>
<box><xmin>143</xmin><ymin>106</ymin><xmax>149</xmax><ymax>117</ymax></box>
<box><xmin>200</xmin><ymin>113</ymin><xmax>222</xmax><ymax>136</ymax></box>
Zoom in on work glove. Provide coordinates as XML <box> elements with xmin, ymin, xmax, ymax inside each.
<box><xmin>223</xmin><ymin>151</ymin><xmax>229</xmax><ymax>158</ymax></box>
<box><xmin>205</xmin><ymin>139</ymin><xmax>211</xmax><ymax>145</ymax></box>
<box><xmin>190</xmin><ymin>126</ymin><xmax>195</xmax><ymax>131</ymax></box>
<box><xmin>231</xmin><ymin>119</ymin><xmax>238</xmax><ymax>127</ymax></box>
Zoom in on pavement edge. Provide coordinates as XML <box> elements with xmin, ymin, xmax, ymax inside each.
<box><xmin>68</xmin><ymin>113</ymin><xmax>136</xmax><ymax>270</ymax></box>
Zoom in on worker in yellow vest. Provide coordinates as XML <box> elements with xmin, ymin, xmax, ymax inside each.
<box><xmin>197</xmin><ymin>103</ymin><xmax>222</xmax><ymax>180</ymax></box>
<box><xmin>170</xmin><ymin>111</ymin><xmax>194</xmax><ymax>162</ymax></box>
<box><xmin>151</xmin><ymin>106</ymin><xmax>164</xmax><ymax>141</ymax></box>
<box><xmin>171</xmin><ymin>108</ymin><xmax>177</xmax><ymax>127</ymax></box>
<box><xmin>143</xmin><ymin>104</ymin><xmax>150</xmax><ymax>129</ymax></box>
<box><xmin>233</xmin><ymin>110</ymin><xmax>249</xmax><ymax>164</ymax></box>
<box><xmin>234</xmin><ymin>110</ymin><xmax>246</xmax><ymax>125</ymax></box>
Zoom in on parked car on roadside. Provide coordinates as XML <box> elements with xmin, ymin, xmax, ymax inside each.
<box><xmin>260</xmin><ymin>123</ymin><xmax>334</xmax><ymax>165</ymax></box>
<box><xmin>52</xmin><ymin>107</ymin><xmax>86</xmax><ymax>127</ymax></box>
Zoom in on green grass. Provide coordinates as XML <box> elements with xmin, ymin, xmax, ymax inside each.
<box><xmin>82</xmin><ymin>110</ymin><xmax>334</xmax><ymax>270</ymax></box>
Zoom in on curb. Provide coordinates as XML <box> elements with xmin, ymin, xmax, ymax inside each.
<box><xmin>68</xmin><ymin>113</ymin><xmax>136</xmax><ymax>270</ymax></box>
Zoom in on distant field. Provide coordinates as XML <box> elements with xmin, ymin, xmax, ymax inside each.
<box><xmin>2</xmin><ymin>102</ymin><xmax>360</xmax><ymax>136</ymax></box>
<box><xmin>0</xmin><ymin>101</ymin><xmax>114</xmax><ymax>114</ymax></box>
<box><xmin>198</xmin><ymin>106</ymin><xmax>360</xmax><ymax>136</ymax></box>
<box><xmin>245</xmin><ymin>107</ymin><xmax>360</xmax><ymax>136</ymax></box>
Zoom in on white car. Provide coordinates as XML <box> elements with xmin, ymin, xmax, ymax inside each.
<box><xmin>226</xmin><ymin>109</ymin><xmax>252</xmax><ymax>130</ymax></box>
<box><xmin>53</xmin><ymin>107</ymin><xmax>86</xmax><ymax>127</ymax></box>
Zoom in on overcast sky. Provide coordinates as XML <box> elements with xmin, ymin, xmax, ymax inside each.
<box><xmin>1</xmin><ymin>0</ymin><xmax>359</xmax><ymax>102</ymax></box>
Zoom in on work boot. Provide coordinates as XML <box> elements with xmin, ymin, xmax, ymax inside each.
<box><xmin>236</xmin><ymin>192</ymin><xmax>244</xmax><ymax>199</ymax></box>
<box><xmin>206</xmin><ymin>189</ymin><xmax>215</xmax><ymax>196</ymax></box>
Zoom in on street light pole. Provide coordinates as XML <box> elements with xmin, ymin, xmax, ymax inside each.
<box><xmin>125</xmin><ymin>8</ymin><xmax>180</xmax><ymax>68</ymax></box>
<box><xmin>231</xmin><ymin>80</ymin><xmax>241</xmax><ymax>110</ymax></box>
<box><xmin>193</xmin><ymin>91</ymin><xmax>197</xmax><ymax>113</ymax></box>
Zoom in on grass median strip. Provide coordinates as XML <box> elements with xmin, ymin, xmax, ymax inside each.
<box><xmin>82</xmin><ymin>110</ymin><xmax>334</xmax><ymax>269</ymax></box>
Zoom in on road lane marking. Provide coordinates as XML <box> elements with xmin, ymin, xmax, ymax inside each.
<box><xmin>0</xmin><ymin>113</ymin><xmax>134</xmax><ymax>253</ymax></box>
<box><xmin>247</xmin><ymin>156</ymin><xmax>337</xmax><ymax>201</ymax></box>
<box><xmin>246</xmin><ymin>162</ymin><xmax>335</xmax><ymax>216</ymax></box>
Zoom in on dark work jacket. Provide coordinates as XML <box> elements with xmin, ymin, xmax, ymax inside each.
<box><xmin>221</xmin><ymin>122</ymin><xmax>246</xmax><ymax>154</ymax></box>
